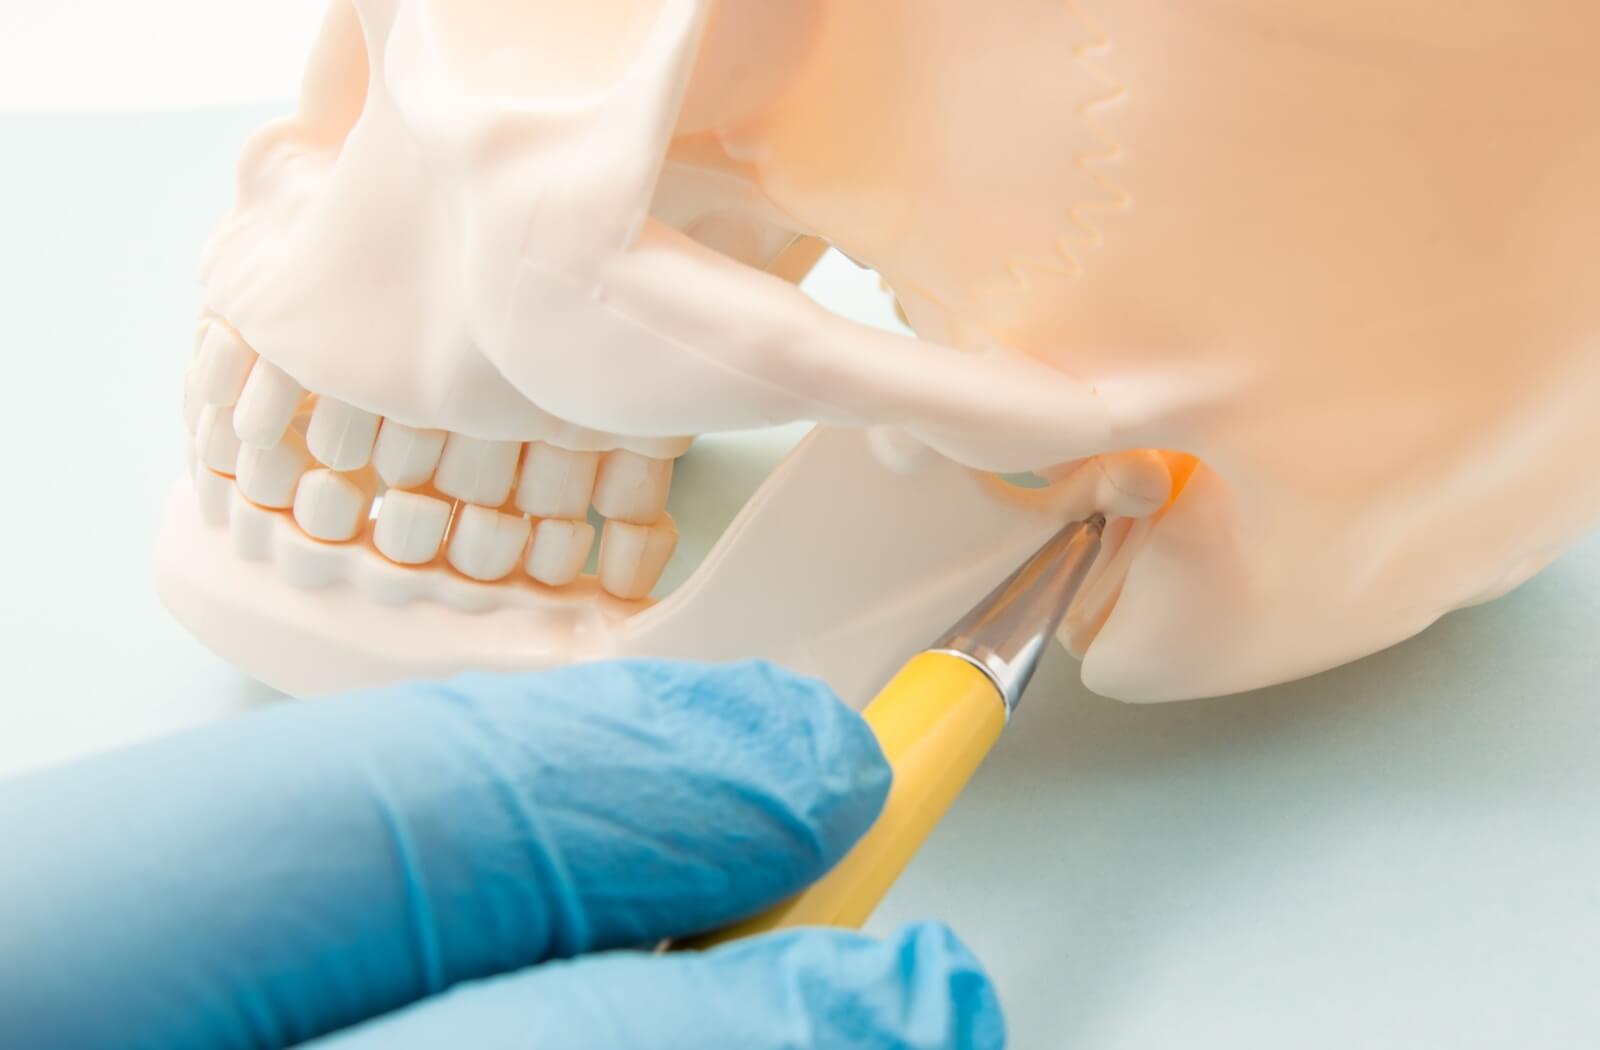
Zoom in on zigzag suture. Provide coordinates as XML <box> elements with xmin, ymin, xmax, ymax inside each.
<box><xmin>1002</xmin><ymin>1</ymin><xmax>1131</xmax><ymax>292</ymax></box>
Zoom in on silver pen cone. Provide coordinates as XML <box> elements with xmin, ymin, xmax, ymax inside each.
<box><xmin>928</xmin><ymin>513</ymin><xmax>1107</xmax><ymax>718</ymax></box>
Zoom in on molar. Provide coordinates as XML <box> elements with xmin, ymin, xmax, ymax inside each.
<box><xmin>446</xmin><ymin>504</ymin><xmax>531</xmax><ymax>582</ymax></box>
<box><xmin>515</xmin><ymin>442</ymin><xmax>600</xmax><ymax>520</ymax></box>
<box><xmin>592</xmin><ymin>449</ymin><xmax>673</xmax><ymax>524</ymax></box>
<box><xmin>542</xmin><ymin>420</ymin><xmax>693</xmax><ymax>461</ymax></box>
<box><xmin>597</xmin><ymin>516</ymin><xmax>678</xmax><ymax>600</ymax></box>
<box><xmin>525</xmin><ymin>518</ymin><xmax>595</xmax><ymax>587</ymax></box>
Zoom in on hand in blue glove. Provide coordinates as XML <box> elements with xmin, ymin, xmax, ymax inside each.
<box><xmin>0</xmin><ymin>660</ymin><xmax>1004</xmax><ymax>1049</ymax></box>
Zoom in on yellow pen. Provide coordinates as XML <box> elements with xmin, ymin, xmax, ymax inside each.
<box><xmin>680</xmin><ymin>512</ymin><xmax>1107</xmax><ymax>948</ymax></box>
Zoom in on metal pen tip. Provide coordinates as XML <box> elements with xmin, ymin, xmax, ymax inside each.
<box><xmin>928</xmin><ymin>514</ymin><xmax>1107</xmax><ymax>717</ymax></box>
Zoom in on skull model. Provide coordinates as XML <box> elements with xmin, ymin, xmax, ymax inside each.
<box><xmin>157</xmin><ymin>0</ymin><xmax>1600</xmax><ymax>705</ymax></box>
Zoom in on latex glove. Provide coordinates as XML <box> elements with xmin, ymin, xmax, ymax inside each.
<box><xmin>0</xmin><ymin>660</ymin><xmax>1004</xmax><ymax>1049</ymax></box>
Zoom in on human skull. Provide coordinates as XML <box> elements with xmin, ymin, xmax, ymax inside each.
<box><xmin>157</xmin><ymin>0</ymin><xmax>1600</xmax><ymax>705</ymax></box>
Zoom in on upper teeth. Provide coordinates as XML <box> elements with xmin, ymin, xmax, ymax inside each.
<box><xmin>371</xmin><ymin>422</ymin><xmax>448</xmax><ymax>489</ymax></box>
<box><xmin>186</xmin><ymin>322</ymin><xmax>684</xmax><ymax>601</ymax></box>
<box><xmin>306</xmin><ymin>398</ymin><xmax>383</xmax><ymax>472</ymax></box>
<box><xmin>233</xmin><ymin>360</ymin><xmax>305</xmax><ymax>448</ymax></box>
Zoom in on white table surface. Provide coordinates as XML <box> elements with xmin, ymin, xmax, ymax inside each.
<box><xmin>2</xmin><ymin>106</ymin><xmax>1597</xmax><ymax>1049</ymax></box>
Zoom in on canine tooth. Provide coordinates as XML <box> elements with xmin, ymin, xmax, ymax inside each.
<box><xmin>292</xmin><ymin>468</ymin><xmax>371</xmax><ymax>542</ymax></box>
<box><xmin>306</xmin><ymin>397</ymin><xmax>381</xmax><ymax>471</ymax></box>
<box><xmin>372</xmin><ymin>421</ymin><xmax>447</xmax><ymax>488</ymax></box>
<box><xmin>597</xmin><ymin>516</ymin><xmax>677</xmax><ymax>600</ymax></box>
<box><xmin>592</xmin><ymin>450</ymin><xmax>673</xmax><ymax>524</ymax></box>
<box><xmin>233</xmin><ymin>360</ymin><xmax>305</xmax><ymax>448</ymax></box>
<box><xmin>446</xmin><ymin>504</ymin><xmax>530</xmax><ymax>581</ymax></box>
<box><xmin>195</xmin><ymin>405</ymin><xmax>242</xmax><ymax>475</ymax></box>
<box><xmin>195</xmin><ymin>325</ymin><xmax>257</xmax><ymax>406</ymax></box>
<box><xmin>434</xmin><ymin>434</ymin><xmax>521</xmax><ymax>506</ymax></box>
<box><xmin>525</xmin><ymin>518</ymin><xmax>595</xmax><ymax>587</ymax></box>
<box><xmin>234</xmin><ymin>427</ymin><xmax>313</xmax><ymax>509</ymax></box>
<box><xmin>372</xmin><ymin>490</ymin><xmax>452</xmax><ymax>565</ymax></box>
<box><xmin>515</xmin><ymin>442</ymin><xmax>600</xmax><ymax>519</ymax></box>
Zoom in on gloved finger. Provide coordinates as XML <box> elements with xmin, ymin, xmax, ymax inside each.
<box><xmin>0</xmin><ymin>659</ymin><xmax>890</xmax><ymax>1050</ymax></box>
<box><xmin>308</xmin><ymin>921</ymin><xmax>1005</xmax><ymax>1050</ymax></box>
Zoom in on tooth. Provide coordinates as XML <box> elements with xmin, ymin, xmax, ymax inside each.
<box><xmin>194</xmin><ymin>325</ymin><xmax>257</xmax><ymax>406</ymax></box>
<box><xmin>434</xmin><ymin>434</ymin><xmax>522</xmax><ymax>506</ymax></box>
<box><xmin>193</xmin><ymin>466</ymin><xmax>232</xmax><ymax>527</ymax></box>
<box><xmin>592</xmin><ymin>450</ymin><xmax>673</xmax><ymax>524</ymax></box>
<box><xmin>192</xmin><ymin>316</ymin><xmax>214</xmax><ymax>360</ymax></box>
<box><xmin>597</xmin><ymin>515</ymin><xmax>677</xmax><ymax>600</ymax></box>
<box><xmin>525</xmin><ymin>518</ymin><xmax>596</xmax><ymax>587</ymax></box>
<box><xmin>539</xmin><ymin>419</ymin><xmax>609</xmax><ymax>453</ymax></box>
<box><xmin>228</xmin><ymin>488</ymin><xmax>276</xmax><ymax>561</ymax></box>
<box><xmin>515</xmin><ymin>442</ymin><xmax>600</xmax><ymax>519</ymax></box>
<box><xmin>232</xmin><ymin>360</ymin><xmax>305</xmax><ymax>448</ymax></box>
<box><xmin>373</xmin><ymin>490</ymin><xmax>453</xmax><ymax>565</ymax></box>
<box><xmin>182</xmin><ymin>365</ymin><xmax>204</xmax><ymax>435</ymax></box>
<box><xmin>624</xmin><ymin>435</ymin><xmax>695</xmax><ymax>460</ymax></box>
<box><xmin>291</xmin><ymin>468</ymin><xmax>371</xmax><ymax>542</ymax></box>
<box><xmin>306</xmin><ymin>397</ymin><xmax>381</xmax><ymax>471</ymax></box>
<box><xmin>195</xmin><ymin>405</ymin><xmax>242</xmax><ymax>475</ymax></box>
<box><xmin>234</xmin><ymin>426</ymin><xmax>313</xmax><ymax>509</ymax></box>
<box><xmin>535</xmin><ymin>417</ymin><xmax>694</xmax><ymax>461</ymax></box>
<box><xmin>372</xmin><ymin>420</ymin><xmax>447</xmax><ymax>488</ymax></box>
<box><xmin>446</xmin><ymin>504</ymin><xmax>531</xmax><ymax>581</ymax></box>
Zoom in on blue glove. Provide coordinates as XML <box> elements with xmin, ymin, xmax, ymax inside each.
<box><xmin>0</xmin><ymin>660</ymin><xmax>1004</xmax><ymax>1049</ymax></box>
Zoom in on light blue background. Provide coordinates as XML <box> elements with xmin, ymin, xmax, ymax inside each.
<box><xmin>1</xmin><ymin>108</ymin><xmax>1596</xmax><ymax>1048</ymax></box>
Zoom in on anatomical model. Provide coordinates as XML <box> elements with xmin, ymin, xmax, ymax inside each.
<box><xmin>157</xmin><ymin>0</ymin><xmax>1600</xmax><ymax>705</ymax></box>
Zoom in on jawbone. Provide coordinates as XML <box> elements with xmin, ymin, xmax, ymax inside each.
<box><xmin>159</xmin><ymin>412</ymin><xmax>1171</xmax><ymax>707</ymax></box>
